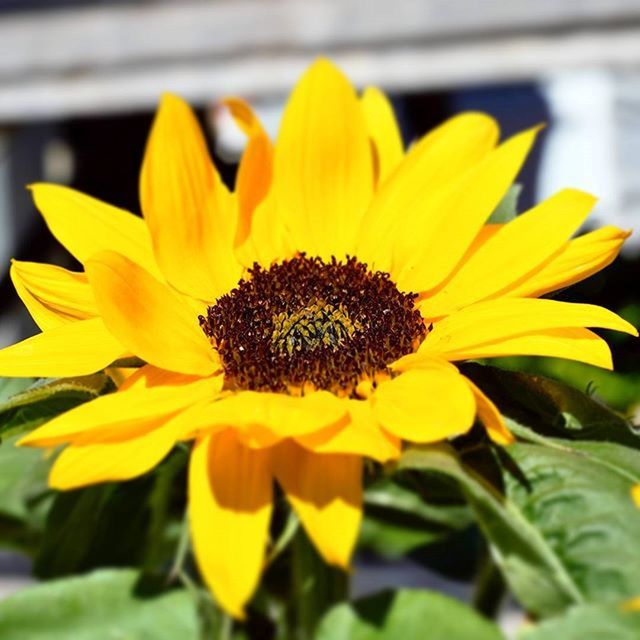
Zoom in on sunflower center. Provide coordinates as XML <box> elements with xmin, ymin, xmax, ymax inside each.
<box><xmin>199</xmin><ymin>255</ymin><xmax>426</xmax><ymax>395</ymax></box>
<box><xmin>271</xmin><ymin>301</ymin><xmax>361</xmax><ymax>356</ymax></box>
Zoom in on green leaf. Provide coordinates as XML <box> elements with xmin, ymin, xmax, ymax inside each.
<box><xmin>34</xmin><ymin>448</ymin><xmax>187</xmax><ymax>580</ymax></box>
<box><xmin>0</xmin><ymin>435</ymin><xmax>50</xmax><ymax>522</ymax></box>
<box><xmin>504</xmin><ymin>443</ymin><xmax>640</xmax><ymax>606</ymax></box>
<box><xmin>519</xmin><ymin>602</ymin><xmax>640</xmax><ymax>640</ymax></box>
<box><xmin>399</xmin><ymin>441</ymin><xmax>640</xmax><ymax>618</ymax></box>
<box><xmin>0</xmin><ymin>374</ymin><xmax>114</xmax><ymax>440</ymax></box>
<box><xmin>360</xmin><ymin>476</ymin><xmax>472</xmax><ymax>557</ymax></box>
<box><xmin>487</xmin><ymin>184</ymin><xmax>522</xmax><ymax>223</ymax></box>
<box><xmin>399</xmin><ymin>444</ymin><xmax>582</xmax><ymax>618</ymax></box>
<box><xmin>0</xmin><ymin>435</ymin><xmax>52</xmax><ymax>552</ymax></box>
<box><xmin>315</xmin><ymin>589</ymin><xmax>504</xmax><ymax>640</ymax></box>
<box><xmin>0</xmin><ymin>378</ymin><xmax>34</xmax><ymax>403</ymax></box>
<box><xmin>0</xmin><ymin>569</ymin><xmax>197</xmax><ymax>639</ymax></box>
<box><xmin>0</xmin><ymin>429</ymin><xmax>53</xmax><ymax>552</ymax></box>
<box><xmin>462</xmin><ymin>363</ymin><xmax>639</xmax><ymax>447</ymax></box>
<box><xmin>35</xmin><ymin>478</ymin><xmax>156</xmax><ymax>578</ymax></box>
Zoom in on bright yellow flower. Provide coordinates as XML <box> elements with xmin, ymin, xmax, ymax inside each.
<box><xmin>1</xmin><ymin>59</ymin><xmax>636</xmax><ymax>617</ymax></box>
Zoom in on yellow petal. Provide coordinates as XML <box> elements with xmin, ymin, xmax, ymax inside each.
<box><xmin>30</xmin><ymin>183</ymin><xmax>160</xmax><ymax>277</ymax></box>
<box><xmin>389</xmin><ymin>351</ymin><xmax>461</xmax><ymax>374</ymax></box>
<box><xmin>236</xmin><ymin>192</ymin><xmax>294</xmax><ymax>268</ymax></box>
<box><xmin>140</xmin><ymin>93</ymin><xmax>241</xmax><ymax>300</ymax></box>
<box><xmin>49</xmin><ymin>422</ymin><xmax>180</xmax><ymax>490</ymax></box>
<box><xmin>373</xmin><ymin>366</ymin><xmax>476</xmax><ymax>443</ymax></box>
<box><xmin>19</xmin><ymin>374</ymin><xmax>220</xmax><ymax>447</ymax></box>
<box><xmin>448</xmin><ymin>327</ymin><xmax>613</xmax><ymax>369</ymax></box>
<box><xmin>361</xmin><ymin>87</ymin><xmax>403</xmax><ymax>186</ymax></box>
<box><xmin>222</xmin><ymin>98</ymin><xmax>274</xmax><ymax>248</ymax></box>
<box><xmin>465</xmin><ymin>378</ymin><xmax>514</xmax><ymax>445</ymax></box>
<box><xmin>420</xmin><ymin>298</ymin><xmax>637</xmax><ymax>362</ymax></box>
<box><xmin>274</xmin><ymin>58</ymin><xmax>373</xmax><ymax>259</ymax></box>
<box><xmin>0</xmin><ymin>318</ymin><xmax>123</xmax><ymax>379</ymax></box>
<box><xmin>295</xmin><ymin>399</ymin><xmax>401</xmax><ymax>462</ymax></box>
<box><xmin>85</xmin><ymin>251</ymin><xmax>218</xmax><ymax>376</ymax></box>
<box><xmin>189</xmin><ymin>431</ymin><xmax>272</xmax><ymax>619</ymax></box>
<box><xmin>394</xmin><ymin>126</ymin><xmax>540</xmax><ymax>292</ymax></box>
<box><xmin>356</xmin><ymin>112</ymin><xmax>499</xmax><ymax>272</ymax></box>
<box><xmin>120</xmin><ymin>363</ymin><xmax>206</xmax><ymax>391</ymax></box>
<box><xmin>508</xmin><ymin>226</ymin><xmax>631</xmax><ymax>299</ymax></box>
<box><xmin>423</xmin><ymin>189</ymin><xmax>597</xmax><ymax>317</ymax></box>
<box><xmin>10</xmin><ymin>260</ymin><xmax>97</xmax><ymax>331</ymax></box>
<box><xmin>168</xmin><ymin>390</ymin><xmax>347</xmax><ymax>445</ymax></box>
<box><xmin>273</xmin><ymin>441</ymin><xmax>362</xmax><ymax>568</ymax></box>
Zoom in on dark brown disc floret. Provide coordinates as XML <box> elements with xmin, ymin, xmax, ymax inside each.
<box><xmin>199</xmin><ymin>255</ymin><xmax>426</xmax><ymax>395</ymax></box>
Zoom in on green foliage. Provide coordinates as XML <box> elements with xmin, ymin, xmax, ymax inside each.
<box><xmin>491</xmin><ymin>356</ymin><xmax>640</xmax><ymax>414</ymax></box>
<box><xmin>0</xmin><ymin>374</ymin><xmax>114</xmax><ymax>440</ymax></box>
<box><xmin>315</xmin><ymin>589</ymin><xmax>504</xmax><ymax>640</ymax></box>
<box><xmin>0</xmin><ymin>569</ymin><xmax>197</xmax><ymax>640</ymax></box>
<box><xmin>0</xmin><ymin>378</ymin><xmax>34</xmax><ymax>403</ymax></box>
<box><xmin>461</xmin><ymin>362</ymin><xmax>639</xmax><ymax>446</ymax></box>
<box><xmin>399</xmin><ymin>444</ymin><xmax>581</xmax><ymax>617</ymax></box>
<box><xmin>504</xmin><ymin>443</ymin><xmax>640</xmax><ymax>608</ymax></box>
<box><xmin>0</xmin><ymin>361</ymin><xmax>638</xmax><ymax>638</ymax></box>
<box><xmin>0</xmin><ymin>435</ymin><xmax>52</xmax><ymax>553</ymax></box>
<box><xmin>399</xmin><ymin>365</ymin><xmax>640</xmax><ymax>621</ymax></box>
<box><xmin>34</xmin><ymin>448</ymin><xmax>187</xmax><ymax>579</ymax></box>
<box><xmin>519</xmin><ymin>602</ymin><xmax>640</xmax><ymax>640</ymax></box>
<box><xmin>360</xmin><ymin>475</ymin><xmax>472</xmax><ymax>557</ymax></box>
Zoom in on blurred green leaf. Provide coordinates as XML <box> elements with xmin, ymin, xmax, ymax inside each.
<box><xmin>315</xmin><ymin>589</ymin><xmax>504</xmax><ymax>640</ymax></box>
<box><xmin>487</xmin><ymin>184</ymin><xmax>522</xmax><ymax>224</ymax></box>
<box><xmin>0</xmin><ymin>435</ymin><xmax>52</xmax><ymax>553</ymax></box>
<box><xmin>0</xmin><ymin>378</ymin><xmax>34</xmax><ymax>403</ymax></box>
<box><xmin>34</xmin><ymin>481</ymin><xmax>153</xmax><ymax>579</ymax></box>
<box><xmin>0</xmin><ymin>436</ymin><xmax>50</xmax><ymax>522</ymax></box>
<box><xmin>34</xmin><ymin>448</ymin><xmax>187</xmax><ymax>580</ymax></box>
<box><xmin>518</xmin><ymin>601</ymin><xmax>640</xmax><ymax>640</ymax></box>
<box><xmin>0</xmin><ymin>569</ymin><xmax>197</xmax><ymax>639</ymax></box>
<box><xmin>462</xmin><ymin>363</ymin><xmax>639</xmax><ymax>447</ymax></box>
<box><xmin>361</xmin><ymin>476</ymin><xmax>472</xmax><ymax>557</ymax></box>
<box><xmin>0</xmin><ymin>374</ymin><xmax>114</xmax><ymax>440</ymax></box>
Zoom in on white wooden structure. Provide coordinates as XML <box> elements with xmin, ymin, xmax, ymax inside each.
<box><xmin>1</xmin><ymin>0</ymin><xmax>640</xmax><ymax>121</ymax></box>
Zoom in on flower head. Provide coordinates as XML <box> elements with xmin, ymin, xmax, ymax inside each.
<box><xmin>2</xmin><ymin>59</ymin><xmax>636</xmax><ymax>617</ymax></box>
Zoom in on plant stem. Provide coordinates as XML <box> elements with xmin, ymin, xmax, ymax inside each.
<box><xmin>266</xmin><ymin>511</ymin><xmax>300</xmax><ymax>567</ymax></box>
<box><xmin>288</xmin><ymin>529</ymin><xmax>348</xmax><ymax>640</ymax></box>
<box><xmin>167</xmin><ymin>511</ymin><xmax>191</xmax><ymax>584</ymax></box>
<box><xmin>178</xmin><ymin>569</ymin><xmax>232</xmax><ymax>640</ymax></box>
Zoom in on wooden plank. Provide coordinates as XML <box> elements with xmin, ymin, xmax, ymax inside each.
<box><xmin>2</xmin><ymin>0</ymin><xmax>640</xmax><ymax>79</ymax></box>
<box><xmin>1</xmin><ymin>0</ymin><xmax>640</xmax><ymax>120</ymax></box>
<box><xmin>2</xmin><ymin>26</ymin><xmax>640</xmax><ymax>121</ymax></box>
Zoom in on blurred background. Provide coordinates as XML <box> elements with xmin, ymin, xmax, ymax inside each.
<box><xmin>0</xmin><ymin>0</ymin><xmax>639</xmax><ymax>634</ymax></box>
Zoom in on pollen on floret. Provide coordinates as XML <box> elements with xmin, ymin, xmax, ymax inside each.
<box><xmin>199</xmin><ymin>255</ymin><xmax>426</xmax><ymax>396</ymax></box>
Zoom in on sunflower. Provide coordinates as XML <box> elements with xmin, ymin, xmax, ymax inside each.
<box><xmin>1</xmin><ymin>59</ymin><xmax>635</xmax><ymax>617</ymax></box>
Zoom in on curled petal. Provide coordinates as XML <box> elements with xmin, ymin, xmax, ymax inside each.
<box><xmin>11</xmin><ymin>260</ymin><xmax>97</xmax><ymax>331</ymax></box>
